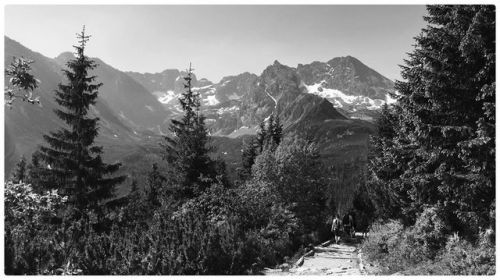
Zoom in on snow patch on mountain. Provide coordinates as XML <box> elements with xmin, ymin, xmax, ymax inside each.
<box><xmin>203</xmin><ymin>95</ymin><xmax>219</xmax><ymax>106</ymax></box>
<box><xmin>386</xmin><ymin>91</ymin><xmax>399</xmax><ymax>104</ymax></box>
<box><xmin>304</xmin><ymin>80</ymin><xmax>389</xmax><ymax>110</ymax></box>
<box><xmin>193</xmin><ymin>84</ymin><xmax>214</xmax><ymax>91</ymax></box>
<box><xmin>156</xmin><ymin>90</ymin><xmax>177</xmax><ymax>104</ymax></box>
<box><xmin>333</xmin><ymin>99</ymin><xmax>343</xmax><ymax>108</ymax></box>
<box><xmin>217</xmin><ymin>106</ymin><xmax>238</xmax><ymax>115</ymax></box>
<box><xmin>263</xmin><ymin>85</ymin><xmax>278</xmax><ymax>122</ymax></box>
<box><xmin>265</xmin><ymin>89</ymin><xmax>277</xmax><ymax>106</ymax></box>
<box><xmin>228</xmin><ymin>125</ymin><xmax>257</xmax><ymax>138</ymax></box>
<box><xmin>305</xmin><ymin>81</ymin><xmax>358</xmax><ymax>103</ymax></box>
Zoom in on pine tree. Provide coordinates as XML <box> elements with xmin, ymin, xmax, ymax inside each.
<box><xmin>145</xmin><ymin>163</ymin><xmax>165</xmax><ymax>208</ymax></box>
<box><xmin>239</xmin><ymin>137</ymin><xmax>258</xmax><ymax>180</ymax></box>
<box><xmin>272</xmin><ymin>114</ymin><xmax>283</xmax><ymax>146</ymax></box>
<box><xmin>38</xmin><ymin>27</ymin><xmax>125</xmax><ymax>213</ymax></box>
<box><xmin>266</xmin><ymin>114</ymin><xmax>276</xmax><ymax>150</ymax></box>
<box><xmin>241</xmin><ymin>113</ymin><xmax>284</xmax><ymax>181</ymax></box>
<box><xmin>256</xmin><ymin>121</ymin><xmax>267</xmax><ymax>153</ymax></box>
<box><xmin>370</xmin><ymin>5</ymin><xmax>495</xmax><ymax>232</ymax></box>
<box><xmin>367</xmin><ymin>104</ymin><xmax>414</xmax><ymax>221</ymax></box>
<box><xmin>162</xmin><ymin>64</ymin><xmax>216</xmax><ymax>199</ymax></box>
<box><xmin>214</xmin><ymin>156</ymin><xmax>231</xmax><ymax>188</ymax></box>
<box><xmin>255</xmin><ymin>113</ymin><xmax>283</xmax><ymax>154</ymax></box>
<box><xmin>11</xmin><ymin>155</ymin><xmax>27</xmax><ymax>183</ymax></box>
<box><xmin>26</xmin><ymin>151</ymin><xmax>44</xmax><ymax>191</ymax></box>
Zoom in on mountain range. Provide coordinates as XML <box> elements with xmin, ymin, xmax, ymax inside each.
<box><xmin>4</xmin><ymin>36</ymin><xmax>395</xmax><ymax>192</ymax></box>
<box><xmin>126</xmin><ymin>56</ymin><xmax>395</xmax><ymax>136</ymax></box>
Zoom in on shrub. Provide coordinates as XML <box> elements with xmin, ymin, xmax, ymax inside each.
<box><xmin>361</xmin><ymin>211</ymin><xmax>495</xmax><ymax>275</ymax></box>
<box><xmin>4</xmin><ymin>181</ymin><xmax>67</xmax><ymax>275</ymax></box>
<box><xmin>360</xmin><ymin>219</ymin><xmax>406</xmax><ymax>272</ymax></box>
<box><xmin>438</xmin><ymin>230</ymin><xmax>495</xmax><ymax>275</ymax></box>
<box><xmin>407</xmin><ymin>206</ymin><xmax>448</xmax><ymax>259</ymax></box>
<box><xmin>361</xmin><ymin>207</ymin><xmax>449</xmax><ymax>274</ymax></box>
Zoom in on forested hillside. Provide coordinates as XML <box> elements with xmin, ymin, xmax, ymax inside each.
<box><xmin>3</xmin><ymin>4</ymin><xmax>495</xmax><ymax>276</ymax></box>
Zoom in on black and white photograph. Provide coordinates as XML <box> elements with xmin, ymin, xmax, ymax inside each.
<box><xmin>2</xmin><ymin>2</ymin><xmax>496</xmax><ymax>276</ymax></box>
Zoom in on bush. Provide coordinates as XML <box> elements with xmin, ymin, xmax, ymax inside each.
<box><xmin>361</xmin><ymin>207</ymin><xmax>449</xmax><ymax>273</ymax></box>
<box><xmin>360</xmin><ymin>219</ymin><xmax>406</xmax><ymax>273</ymax></box>
<box><xmin>407</xmin><ymin>206</ymin><xmax>449</xmax><ymax>259</ymax></box>
<box><xmin>361</xmin><ymin>211</ymin><xmax>495</xmax><ymax>275</ymax></box>
<box><xmin>4</xmin><ymin>182</ymin><xmax>67</xmax><ymax>275</ymax></box>
<box><xmin>438</xmin><ymin>230</ymin><xmax>495</xmax><ymax>275</ymax></box>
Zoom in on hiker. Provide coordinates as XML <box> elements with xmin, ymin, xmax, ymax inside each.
<box><xmin>343</xmin><ymin>212</ymin><xmax>355</xmax><ymax>238</ymax></box>
<box><xmin>355</xmin><ymin>211</ymin><xmax>371</xmax><ymax>238</ymax></box>
<box><xmin>331</xmin><ymin>214</ymin><xmax>342</xmax><ymax>244</ymax></box>
<box><xmin>349</xmin><ymin>213</ymin><xmax>356</xmax><ymax>238</ymax></box>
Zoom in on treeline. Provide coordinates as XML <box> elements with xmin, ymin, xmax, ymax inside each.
<box><xmin>361</xmin><ymin>5</ymin><xmax>495</xmax><ymax>275</ymax></box>
<box><xmin>4</xmin><ymin>27</ymin><xmax>362</xmax><ymax>275</ymax></box>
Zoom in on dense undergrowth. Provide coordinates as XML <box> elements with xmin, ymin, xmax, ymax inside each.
<box><xmin>361</xmin><ymin>208</ymin><xmax>495</xmax><ymax>275</ymax></box>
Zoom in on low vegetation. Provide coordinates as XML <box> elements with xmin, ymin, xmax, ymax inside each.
<box><xmin>361</xmin><ymin>5</ymin><xmax>495</xmax><ymax>276</ymax></box>
<box><xmin>4</xmin><ymin>5</ymin><xmax>495</xmax><ymax>276</ymax></box>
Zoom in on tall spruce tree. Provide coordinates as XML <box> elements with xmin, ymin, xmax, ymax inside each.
<box><xmin>38</xmin><ymin>27</ymin><xmax>125</xmax><ymax>212</ymax></box>
<box><xmin>240</xmin><ymin>113</ymin><xmax>283</xmax><ymax>181</ymax></box>
<box><xmin>26</xmin><ymin>151</ymin><xmax>44</xmax><ymax>191</ymax></box>
<box><xmin>370</xmin><ymin>5</ymin><xmax>495</xmax><ymax>232</ymax></box>
<box><xmin>11</xmin><ymin>155</ymin><xmax>27</xmax><ymax>183</ymax></box>
<box><xmin>272</xmin><ymin>114</ymin><xmax>283</xmax><ymax>146</ymax></box>
<box><xmin>239</xmin><ymin>137</ymin><xmax>258</xmax><ymax>180</ymax></box>
<box><xmin>256</xmin><ymin>121</ymin><xmax>267</xmax><ymax>153</ymax></box>
<box><xmin>163</xmin><ymin>64</ymin><xmax>216</xmax><ymax>199</ymax></box>
<box><xmin>145</xmin><ymin>163</ymin><xmax>165</xmax><ymax>208</ymax></box>
<box><xmin>367</xmin><ymin>104</ymin><xmax>415</xmax><ymax>222</ymax></box>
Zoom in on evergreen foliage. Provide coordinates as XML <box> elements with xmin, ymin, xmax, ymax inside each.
<box><xmin>145</xmin><ymin>163</ymin><xmax>164</xmax><ymax>208</ymax></box>
<box><xmin>251</xmin><ymin>137</ymin><xmax>328</xmax><ymax>234</ymax></box>
<box><xmin>162</xmin><ymin>64</ymin><xmax>216</xmax><ymax>199</ymax></box>
<box><xmin>11</xmin><ymin>155</ymin><xmax>27</xmax><ymax>183</ymax></box>
<box><xmin>25</xmin><ymin>151</ymin><xmax>45</xmax><ymax>192</ymax></box>
<box><xmin>37</xmin><ymin>27</ymin><xmax>125</xmax><ymax>213</ymax></box>
<box><xmin>7</xmin><ymin>6</ymin><xmax>495</xmax><ymax>275</ymax></box>
<box><xmin>239</xmin><ymin>138</ymin><xmax>258</xmax><ymax>180</ymax></box>
<box><xmin>368</xmin><ymin>5</ymin><xmax>495</xmax><ymax>233</ymax></box>
<box><xmin>239</xmin><ymin>113</ymin><xmax>283</xmax><ymax>181</ymax></box>
<box><xmin>363</xmin><ymin>5</ymin><xmax>496</xmax><ymax>275</ymax></box>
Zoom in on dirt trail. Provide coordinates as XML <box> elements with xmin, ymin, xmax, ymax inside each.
<box><xmin>263</xmin><ymin>235</ymin><xmax>367</xmax><ymax>276</ymax></box>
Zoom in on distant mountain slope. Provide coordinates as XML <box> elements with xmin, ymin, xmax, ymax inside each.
<box><xmin>127</xmin><ymin>56</ymin><xmax>394</xmax><ymax>137</ymax></box>
<box><xmin>5</xmin><ymin>36</ymin><xmax>388</xmax><ymax>190</ymax></box>
<box><xmin>4</xmin><ymin>36</ymin><xmax>162</xmax><ymax>176</ymax></box>
<box><xmin>55</xmin><ymin>52</ymin><xmax>169</xmax><ymax>132</ymax></box>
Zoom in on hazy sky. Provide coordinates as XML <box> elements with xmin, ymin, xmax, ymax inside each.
<box><xmin>5</xmin><ymin>5</ymin><xmax>427</xmax><ymax>82</ymax></box>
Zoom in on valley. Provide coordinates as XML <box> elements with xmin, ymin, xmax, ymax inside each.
<box><xmin>4</xmin><ymin>35</ymin><xmax>388</xmax><ymax>194</ymax></box>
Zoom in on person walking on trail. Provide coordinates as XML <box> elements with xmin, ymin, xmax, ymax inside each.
<box><xmin>331</xmin><ymin>214</ymin><xmax>342</xmax><ymax>244</ymax></box>
<box><xmin>343</xmin><ymin>212</ymin><xmax>355</xmax><ymax>238</ymax></box>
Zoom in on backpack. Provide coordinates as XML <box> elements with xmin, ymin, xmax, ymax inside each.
<box><xmin>331</xmin><ymin>218</ymin><xmax>341</xmax><ymax>231</ymax></box>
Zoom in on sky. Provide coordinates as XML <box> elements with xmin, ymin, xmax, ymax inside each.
<box><xmin>5</xmin><ymin>5</ymin><xmax>427</xmax><ymax>82</ymax></box>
